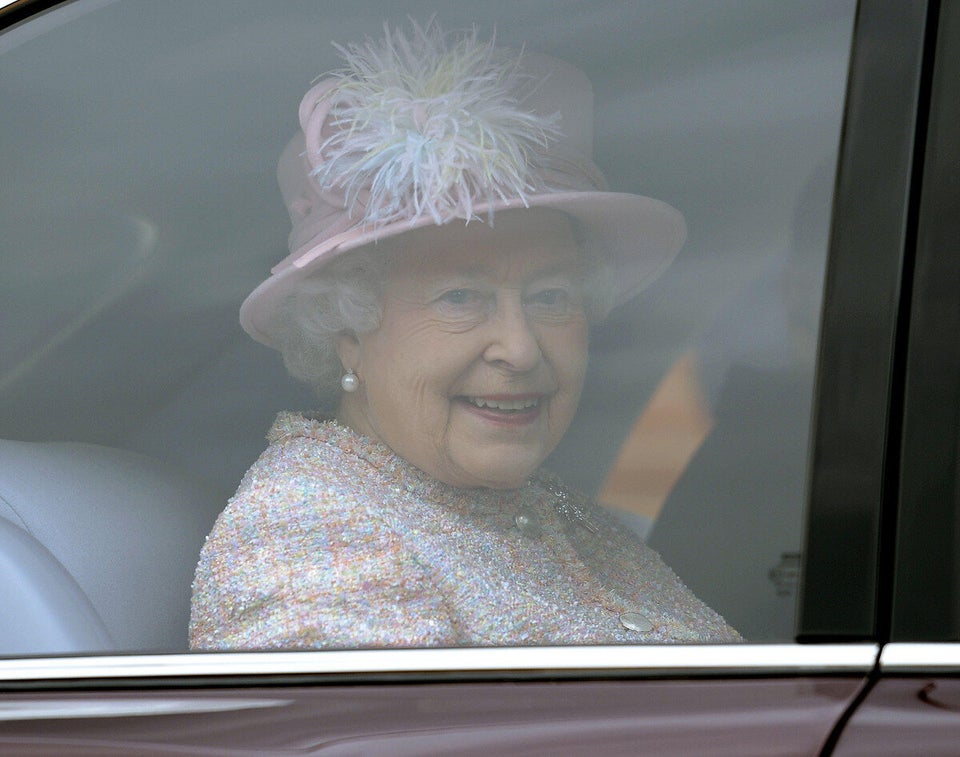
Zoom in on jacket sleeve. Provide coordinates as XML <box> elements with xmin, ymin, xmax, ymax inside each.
<box><xmin>189</xmin><ymin>444</ymin><xmax>460</xmax><ymax>650</ymax></box>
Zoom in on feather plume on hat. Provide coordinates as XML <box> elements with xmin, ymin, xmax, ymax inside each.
<box><xmin>303</xmin><ymin>18</ymin><xmax>561</xmax><ymax>228</ymax></box>
<box><xmin>241</xmin><ymin>19</ymin><xmax>687</xmax><ymax>349</ymax></box>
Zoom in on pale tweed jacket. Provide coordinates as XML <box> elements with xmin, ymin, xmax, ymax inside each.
<box><xmin>189</xmin><ymin>413</ymin><xmax>739</xmax><ymax>649</ymax></box>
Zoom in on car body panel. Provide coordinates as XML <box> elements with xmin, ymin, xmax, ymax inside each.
<box><xmin>835</xmin><ymin>678</ymin><xmax>960</xmax><ymax>757</ymax></box>
<box><xmin>835</xmin><ymin>643</ymin><xmax>960</xmax><ymax>755</ymax></box>
<box><xmin>0</xmin><ymin>678</ymin><xmax>865</xmax><ymax>755</ymax></box>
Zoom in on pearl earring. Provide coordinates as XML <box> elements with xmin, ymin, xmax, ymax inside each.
<box><xmin>340</xmin><ymin>369</ymin><xmax>359</xmax><ymax>392</ymax></box>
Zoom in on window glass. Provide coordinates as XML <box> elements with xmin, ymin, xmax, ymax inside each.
<box><xmin>0</xmin><ymin>0</ymin><xmax>856</xmax><ymax>655</ymax></box>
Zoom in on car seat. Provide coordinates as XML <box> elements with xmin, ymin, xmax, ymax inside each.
<box><xmin>0</xmin><ymin>439</ymin><xmax>226</xmax><ymax>655</ymax></box>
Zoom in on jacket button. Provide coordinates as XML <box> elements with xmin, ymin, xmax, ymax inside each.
<box><xmin>619</xmin><ymin>612</ymin><xmax>654</xmax><ymax>632</ymax></box>
<box><xmin>515</xmin><ymin>510</ymin><xmax>543</xmax><ymax>538</ymax></box>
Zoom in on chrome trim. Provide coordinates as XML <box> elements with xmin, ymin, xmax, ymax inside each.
<box><xmin>0</xmin><ymin>644</ymin><xmax>879</xmax><ymax>683</ymax></box>
<box><xmin>880</xmin><ymin>643</ymin><xmax>960</xmax><ymax>671</ymax></box>
<box><xmin>0</xmin><ymin>697</ymin><xmax>290</xmax><ymax>720</ymax></box>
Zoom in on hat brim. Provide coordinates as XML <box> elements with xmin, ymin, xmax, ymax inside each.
<box><xmin>240</xmin><ymin>191</ymin><xmax>685</xmax><ymax>348</ymax></box>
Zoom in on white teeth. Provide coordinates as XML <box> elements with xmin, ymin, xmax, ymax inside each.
<box><xmin>467</xmin><ymin>397</ymin><xmax>540</xmax><ymax>411</ymax></box>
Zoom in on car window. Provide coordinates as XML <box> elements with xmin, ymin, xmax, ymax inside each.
<box><xmin>0</xmin><ymin>0</ymin><xmax>856</xmax><ymax>656</ymax></box>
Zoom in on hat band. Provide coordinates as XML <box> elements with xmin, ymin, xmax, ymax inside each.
<box><xmin>279</xmin><ymin>149</ymin><xmax>608</xmax><ymax>275</ymax></box>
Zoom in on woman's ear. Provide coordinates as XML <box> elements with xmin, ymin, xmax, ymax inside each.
<box><xmin>335</xmin><ymin>331</ymin><xmax>361</xmax><ymax>374</ymax></box>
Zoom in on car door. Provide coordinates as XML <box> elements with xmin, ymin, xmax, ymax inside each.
<box><xmin>0</xmin><ymin>0</ymin><xmax>923</xmax><ymax>753</ymax></box>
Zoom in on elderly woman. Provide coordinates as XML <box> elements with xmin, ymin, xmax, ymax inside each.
<box><xmin>190</xmin><ymin>21</ymin><xmax>739</xmax><ymax>649</ymax></box>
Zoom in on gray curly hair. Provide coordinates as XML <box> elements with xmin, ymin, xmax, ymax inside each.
<box><xmin>277</xmin><ymin>225</ymin><xmax>616</xmax><ymax>409</ymax></box>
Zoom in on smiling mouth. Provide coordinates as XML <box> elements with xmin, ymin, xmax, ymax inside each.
<box><xmin>462</xmin><ymin>396</ymin><xmax>541</xmax><ymax>412</ymax></box>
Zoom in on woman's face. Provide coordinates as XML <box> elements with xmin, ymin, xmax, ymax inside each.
<box><xmin>337</xmin><ymin>209</ymin><xmax>589</xmax><ymax>489</ymax></box>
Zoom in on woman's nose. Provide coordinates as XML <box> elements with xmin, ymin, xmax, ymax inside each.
<box><xmin>482</xmin><ymin>299</ymin><xmax>542</xmax><ymax>371</ymax></box>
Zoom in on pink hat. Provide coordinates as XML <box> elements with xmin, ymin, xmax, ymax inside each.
<box><xmin>241</xmin><ymin>20</ymin><xmax>685</xmax><ymax>348</ymax></box>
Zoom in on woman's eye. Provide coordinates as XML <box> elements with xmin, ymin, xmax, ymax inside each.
<box><xmin>440</xmin><ymin>289</ymin><xmax>480</xmax><ymax>305</ymax></box>
<box><xmin>533</xmin><ymin>289</ymin><xmax>565</xmax><ymax>305</ymax></box>
<box><xmin>527</xmin><ymin>288</ymin><xmax>576</xmax><ymax>311</ymax></box>
<box><xmin>435</xmin><ymin>289</ymin><xmax>489</xmax><ymax>317</ymax></box>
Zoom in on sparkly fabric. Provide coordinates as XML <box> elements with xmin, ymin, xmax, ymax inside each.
<box><xmin>190</xmin><ymin>413</ymin><xmax>740</xmax><ymax>650</ymax></box>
